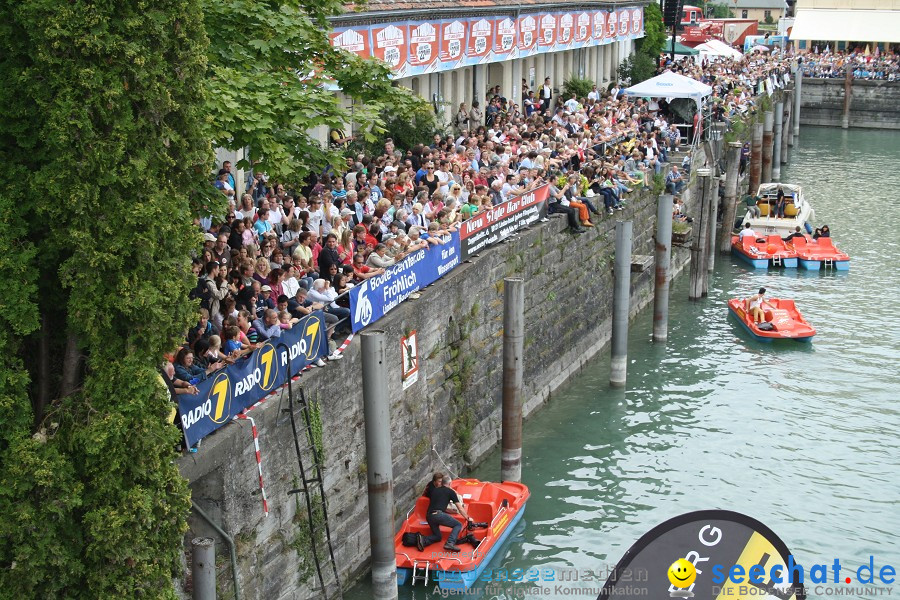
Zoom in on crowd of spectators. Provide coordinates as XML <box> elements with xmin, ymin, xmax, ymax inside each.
<box><xmin>799</xmin><ymin>50</ymin><xmax>899</xmax><ymax>80</ymax></box>
<box><xmin>167</xmin><ymin>46</ymin><xmax>794</xmax><ymax>397</ymax></box>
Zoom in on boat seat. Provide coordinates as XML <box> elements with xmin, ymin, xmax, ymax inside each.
<box><xmin>816</xmin><ymin>237</ymin><xmax>836</xmax><ymax>250</ymax></box>
<box><xmin>784</xmin><ymin>203</ymin><xmax>798</xmax><ymax>217</ymax></box>
<box><xmin>758</xmin><ymin>203</ymin><xmax>770</xmax><ymax>216</ymax></box>
<box><xmin>465</xmin><ymin>502</ymin><xmax>494</xmax><ymax>524</ymax></box>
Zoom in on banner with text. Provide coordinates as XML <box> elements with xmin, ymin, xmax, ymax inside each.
<box><xmin>328</xmin><ymin>8</ymin><xmax>643</xmax><ymax>73</ymax></box>
<box><xmin>349</xmin><ymin>232</ymin><xmax>461</xmax><ymax>332</ymax></box>
<box><xmin>177</xmin><ymin>312</ymin><xmax>328</xmax><ymax>447</ymax></box>
<box><xmin>459</xmin><ymin>184</ymin><xmax>549</xmax><ymax>261</ymax></box>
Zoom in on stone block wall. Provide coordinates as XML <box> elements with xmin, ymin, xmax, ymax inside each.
<box><xmin>800</xmin><ymin>78</ymin><xmax>900</xmax><ymax>130</ymax></box>
<box><xmin>177</xmin><ymin>178</ymin><xmax>703</xmax><ymax>599</ymax></box>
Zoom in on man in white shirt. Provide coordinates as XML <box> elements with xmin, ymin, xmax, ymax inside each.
<box><xmin>564</xmin><ymin>94</ymin><xmax>579</xmax><ymax>113</ymax></box>
<box><xmin>587</xmin><ymin>85</ymin><xmax>600</xmax><ymax>102</ymax></box>
<box><xmin>738</xmin><ymin>223</ymin><xmax>758</xmax><ymax>240</ymax></box>
<box><xmin>307</xmin><ymin>197</ymin><xmax>326</xmax><ymax>235</ymax></box>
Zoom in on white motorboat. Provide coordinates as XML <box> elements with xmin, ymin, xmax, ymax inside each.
<box><xmin>740</xmin><ymin>183</ymin><xmax>815</xmax><ymax>238</ymax></box>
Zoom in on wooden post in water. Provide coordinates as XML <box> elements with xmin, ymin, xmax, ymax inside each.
<box><xmin>761</xmin><ymin>111</ymin><xmax>774</xmax><ymax>183</ymax></box>
<box><xmin>782</xmin><ymin>89</ymin><xmax>793</xmax><ymax>163</ymax></box>
<box><xmin>689</xmin><ymin>169</ymin><xmax>711</xmax><ymax>300</ymax></box>
<box><xmin>653</xmin><ymin>194</ymin><xmax>673</xmax><ymax>343</ymax></box>
<box><xmin>750</xmin><ymin>121</ymin><xmax>763</xmax><ymax>193</ymax></box>
<box><xmin>772</xmin><ymin>101</ymin><xmax>784</xmax><ymax>181</ymax></box>
<box><xmin>191</xmin><ymin>538</ymin><xmax>216</xmax><ymax>600</ymax></box>
<box><xmin>842</xmin><ymin>67</ymin><xmax>852</xmax><ymax>129</ymax></box>
<box><xmin>706</xmin><ymin>174</ymin><xmax>720</xmax><ymax>279</ymax></box>
<box><xmin>719</xmin><ymin>142</ymin><xmax>743</xmax><ymax>254</ymax></box>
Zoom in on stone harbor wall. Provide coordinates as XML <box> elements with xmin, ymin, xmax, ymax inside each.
<box><xmin>177</xmin><ymin>165</ymin><xmax>711</xmax><ymax>599</ymax></box>
<box><xmin>799</xmin><ymin>78</ymin><xmax>900</xmax><ymax>130</ymax></box>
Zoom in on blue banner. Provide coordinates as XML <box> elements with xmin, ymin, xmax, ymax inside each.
<box><xmin>350</xmin><ymin>232</ymin><xmax>461</xmax><ymax>332</ymax></box>
<box><xmin>177</xmin><ymin>311</ymin><xmax>328</xmax><ymax>447</ymax></box>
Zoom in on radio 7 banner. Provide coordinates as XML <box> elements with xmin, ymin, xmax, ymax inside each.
<box><xmin>408</xmin><ymin>21</ymin><xmax>440</xmax><ymax>75</ymax></box>
<box><xmin>517</xmin><ymin>15</ymin><xmax>538</xmax><ymax>58</ymax></box>
<box><xmin>349</xmin><ymin>233</ymin><xmax>461</xmax><ymax>332</ymax></box>
<box><xmin>177</xmin><ymin>312</ymin><xmax>328</xmax><ymax>447</ymax></box>
<box><xmin>330</xmin><ymin>26</ymin><xmax>372</xmax><ymax>58</ymax></box>
<box><xmin>459</xmin><ymin>184</ymin><xmax>549</xmax><ymax>261</ymax></box>
<box><xmin>440</xmin><ymin>19</ymin><xmax>467</xmax><ymax>69</ymax></box>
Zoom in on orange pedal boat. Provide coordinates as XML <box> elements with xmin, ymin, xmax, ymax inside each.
<box><xmin>789</xmin><ymin>236</ymin><xmax>850</xmax><ymax>270</ymax></box>
<box><xmin>395</xmin><ymin>478</ymin><xmax>529</xmax><ymax>590</ymax></box>
<box><xmin>731</xmin><ymin>235</ymin><xmax>799</xmax><ymax>269</ymax></box>
<box><xmin>728</xmin><ymin>297</ymin><xmax>816</xmax><ymax>342</ymax></box>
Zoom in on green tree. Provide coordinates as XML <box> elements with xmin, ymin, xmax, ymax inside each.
<box><xmin>0</xmin><ymin>0</ymin><xmax>210</xmax><ymax>596</ymax></box>
<box><xmin>708</xmin><ymin>3</ymin><xmax>736</xmax><ymax>18</ymax></box>
<box><xmin>635</xmin><ymin>2</ymin><xmax>666</xmax><ymax>60</ymax></box>
<box><xmin>618</xmin><ymin>53</ymin><xmax>658</xmax><ymax>86</ymax></box>
<box><xmin>204</xmin><ymin>0</ymin><xmax>426</xmax><ymax>186</ymax></box>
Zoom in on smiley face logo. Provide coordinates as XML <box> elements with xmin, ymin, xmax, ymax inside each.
<box><xmin>668</xmin><ymin>558</ymin><xmax>697</xmax><ymax>588</ymax></box>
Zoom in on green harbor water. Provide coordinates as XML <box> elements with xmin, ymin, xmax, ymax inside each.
<box><xmin>346</xmin><ymin>126</ymin><xmax>900</xmax><ymax>599</ymax></box>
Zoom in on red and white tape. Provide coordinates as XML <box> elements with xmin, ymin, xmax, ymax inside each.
<box><xmin>236</xmin><ymin>413</ymin><xmax>268</xmax><ymax>517</ymax></box>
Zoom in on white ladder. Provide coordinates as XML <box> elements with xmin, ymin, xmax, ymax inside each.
<box><xmin>823</xmin><ymin>257</ymin><xmax>834</xmax><ymax>269</ymax></box>
<box><xmin>412</xmin><ymin>560</ymin><xmax>431</xmax><ymax>585</ymax></box>
<box><xmin>772</xmin><ymin>255</ymin><xmax>782</xmax><ymax>267</ymax></box>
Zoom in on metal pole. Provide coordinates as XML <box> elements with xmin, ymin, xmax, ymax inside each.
<box><xmin>706</xmin><ymin>174</ymin><xmax>720</xmax><ymax>276</ymax></box>
<box><xmin>689</xmin><ymin>168</ymin><xmax>711</xmax><ymax>300</ymax></box>
<box><xmin>772</xmin><ymin>101</ymin><xmax>784</xmax><ymax>181</ymax></box>
<box><xmin>610</xmin><ymin>220</ymin><xmax>632</xmax><ymax>387</ymax></box>
<box><xmin>761</xmin><ymin>110</ymin><xmax>774</xmax><ymax>183</ymax></box>
<box><xmin>192</xmin><ymin>537</ymin><xmax>216</xmax><ymax>600</ymax></box>
<box><xmin>782</xmin><ymin>89</ymin><xmax>793</xmax><ymax>161</ymax></box>
<box><xmin>190</xmin><ymin>501</ymin><xmax>240</xmax><ymax>600</ymax></box>
<box><xmin>842</xmin><ymin>66</ymin><xmax>852</xmax><ymax>129</ymax></box>
<box><xmin>750</xmin><ymin>121</ymin><xmax>763</xmax><ymax>193</ymax></box>
<box><xmin>653</xmin><ymin>194</ymin><xmax>673</xmax><ymax>343</ymax></box>
<box><xmin>719</xmin><ymin>142</ymin><xmax>743</xmax><ymax>254</ymax></box>
<box><xmin>501</xmin><ymin>277</ymin><xmax>524</xmax><ymax>483</ymax></box>
<box><xmin>793</xmin><ymin>65</ymin><xmax>802</xmax><ymax>138</ymax></box>
<box><xmin>361</xmin><ymin>330</ymin><xmax>398</xmax><ymax>600</ymax></box>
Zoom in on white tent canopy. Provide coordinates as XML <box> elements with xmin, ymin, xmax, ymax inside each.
<box><xmin>623</xmin><ymin>70</ymin><xmax>713</xmax><ymax>111</ymax></box>
<box><xmin>791</xmin><ymin>9</ymin><xmax>900</xmax><ymax>44</ymax></box>
<box><xmin>695</xmin><ymin>39</ymin><xmax>743</xmax><ymax>59</ymax></box>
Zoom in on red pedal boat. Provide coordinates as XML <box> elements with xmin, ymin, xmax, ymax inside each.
<box><xmin>728</xmin><ymin>298</ymin><xmax>816</xmax><ymax>342</ymax></box>
<box><xmin>395</xmin><ymin>478</ymin><xmax>529</xmax><ymax>590</ymax></box>
<box><xmin>789</xmin><ymin>236</ymin><xmax>850</xmax><ymax>270</ymax></box>
<box><xmin>731</xmin><ymin>235</ymin><xmax>798</xmax><ymax>269</ymax></box>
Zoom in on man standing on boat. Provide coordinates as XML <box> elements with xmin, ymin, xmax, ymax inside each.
<box><xmin>419</xmin><ymin>472</ymin><xmax>474</xmax><ymax>552</ymax></box>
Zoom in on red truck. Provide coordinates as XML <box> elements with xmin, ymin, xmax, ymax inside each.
<box><xmin>681</xmin><ymin>18</ymin><xmax>759</xmax><ymax>47</ymax></box>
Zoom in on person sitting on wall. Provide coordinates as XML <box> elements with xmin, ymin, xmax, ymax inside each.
<box><xmin>417</xmin><ymin>472</ymin><xmax>474</xmax><ymax>553</ymax></box>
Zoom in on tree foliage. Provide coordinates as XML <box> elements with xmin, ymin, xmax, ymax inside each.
<box><xmin>708</xmin><ymin>3</ymin><xmax>736</xmax><ymax>18</ymax></box>
<box><xmin>0</xmin><ymin>0</ymin><xmax>427</xmax><ymax>596</ymax></box>
<box><xmin>0</xmin><ymin>0</ymin><xmax>209</xmax><ymax>597</ymax></box>
<box><xmin>204</xmin><ymin>0</ymin><xmax>426</xmax><ymax>186</ymax></box>
<box><xmin>618</xmin><ymin>52</ymin><xmax>658</xmax><ymax>86</ymax></box>
<box><xmin>563</xmin><ymin>75</ymin><xmax>596</xmax><ymax>100</ymax></box>
<box><xmin>635</xmin><ymin>2</ymin><xmax>666</xmax><ymax>61</ymax></box>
